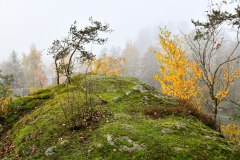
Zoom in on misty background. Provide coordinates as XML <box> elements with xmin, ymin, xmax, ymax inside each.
<box><xmin>0</xmin><ymin>0</ymin><xmax>239</xmax><ymax>126</ymax></box>
<box><xmin>0</xmin><ymin>0</ymin><xmax>207</xmax><ymax>63</ymax></box>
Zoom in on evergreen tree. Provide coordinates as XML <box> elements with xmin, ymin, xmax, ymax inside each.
<box><xmin>2</xmin><ymin>51</ymin><xmax>23</xmax><ymax>89</ymax></box>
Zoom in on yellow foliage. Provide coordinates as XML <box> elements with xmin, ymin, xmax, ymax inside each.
<box><xmin>0</xmin><ymin>97</ymin><xmax>12</xmax><ymax>114</ymax></box>
<box><xmin>91</xmin><ymin>54</ymin><xmax>125</xmax><ymax>76</ymax></box>
<box><xmin>154</xmin><ymin>28</ymin><xmax>202</xmax><ymax>102</ymax></box>
<box><xmin>224</xmin><ymin>66</ymin><xmax>240</xmax><ymax>83</ymax></box>
<box><xmin>216</xmin><ymin>64</ymin><xmax>240</xmax><ymax>103</ymax></box>
<box><xmin>221</xmin><ymin>122</ymin><xmax>240</xmax><ymax>146</ymax></box>
<box><xmin>215</xmin><ymin>89</ymin><xmax>228</xmax><ymax>101</ymax></box>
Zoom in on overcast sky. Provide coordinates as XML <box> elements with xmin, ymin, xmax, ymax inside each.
<box><xmin>0</xmin><ymin>0</ymin><xmax>208</xmax><ymax>62</ymax></box>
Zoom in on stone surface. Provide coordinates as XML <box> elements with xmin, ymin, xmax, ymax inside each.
<box><xmin>161</xmin><ymin>128</ymin><xmax>171</xmax><ymax>133</ymax></box>
<box><xmin>119</xmin><ymin>136</ymin><xmax>146</xmax><ymax>153</ymax></box>
<box><xmin>112</xmin><ymin>97</ymin><xmax>120</xmax><ymax>102</ymax></box>
<box><xmin>132</xmin><ymin>85</ymin><xmax>147</xmax><ymax>93</ymax></box>
<box><xmin>59</xmin><ymin>140</ymin><xmax>69</xmax><ymax>146</ymax></box>
<box><xmin>97</xmin><ymin>143</ymin><xmax>104</xmax><ymax>148</ymax></box>
<box><xmin>45</xmin><ymin>146</ymin><xmax>57</xmax><ymax>156</ymax></box>
<box><xmin>174</xmin><ymin>147</ymin><xmax>184</xmax><ymax>152</ymax></box>
<box><xmin>213</xmin><ymin>131</ymin><xmax>221</xmax><ymax>136</ymax></box>
<box><xmin>107</xmin><ymin>134</ymin><xmax>115</xmax><ymax>146</ymax></box>
<box><xmin>143</xmin><ymin>96</ymin><xmax>149</xmax><ymax>100</ymax></box>
<box><xmin>204</xmin><ymin>136</ymin><xmax>216</xmax><ymax>140</ymax></box>
<box><xmin>176</xmin><ymin>124</ymin><xmax>187</xmax><ymax>130</ymax></box>
<box><xmin>126</xmin><ymin>91</ymin><xmax>131</xmax><ymax>96</ymax></box>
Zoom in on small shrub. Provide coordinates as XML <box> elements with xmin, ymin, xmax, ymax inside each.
<box><xmin>0</xmin><ymin>97</ymin><xmax>13</xmax><ymax>123</ymax></box>
<box><xmin>221</xmin><ymin>122</ymin><xmax>240</xmax><ymax>146</ymax></box>
<box><xmin>179</xmin><ymin>100</ymin><xmax>217</xmax><ymax>130</ymax></box>
<box><xmin>60</xmin><ymin>92</ymin><xmax>107</xmax><ymax>130</ymax></box>
<box><xmin>144</xmin><ymin>100</ymin><xmax>216</xmax><ymax>130</ymax></box>
<box><xmin>59</xmin><ymin>76</ymin><xmax>109</xmax><ymax>130</ymax></box>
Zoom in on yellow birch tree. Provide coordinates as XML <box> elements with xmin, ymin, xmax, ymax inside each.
<box><xmin>154</xmin><ymin>28</ymin><xmax>201</xmax><ymax>102</ymax></box>
<box><xmin>91</xmin><ymin>54</ymin><xmax>125</xmax><ymax>76</ymax></box>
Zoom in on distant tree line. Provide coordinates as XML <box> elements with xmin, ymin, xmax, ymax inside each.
<box><xmin>0</xmin><ymin>45</ymin><xmax>47</xmax><ymax>95</ymax></box>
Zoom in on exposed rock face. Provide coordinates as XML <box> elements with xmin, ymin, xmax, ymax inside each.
<box><xmin>132</xmin><ymin>85</ymin><xmax>148</xmax><ymax>93</ymax></box>
<box><xmin>107</xmin><ymin>134</ymin><xmax>115</xmax><ymax>146</ymax></box>
<box><xmin>105</xmin><ymin>135</ymin><xmax>146</xmax><ymax>153</ymax></box>
<box><xmin>45</xmin><ymin>146</ymin><xmax>57</xmax><ymax>156</ymax></box>
<box><xmin>96</xmin><ymin>143</ymin><xmax>104</xmax><ymax>148</ymax></box>
<box><xmin>120</xmin><ymin>143</ymin><xmax>146</xmax><ymax>153</ymax></box>
<box><xmin>125</xmin><ymin>91</ymin><xmax>131</xmax><ymax>96</ymax></box>
<box><xmin>59</xmin><ymin>139</ymin><xmax>69</xmax><ymax>146</ymax></box>
<box><xmin>161</xmin><ymin>128</ymin><xmax>171</xmax><ymax>133</ymax></box>
<box><xmin>174</xmin><ymin>147</ymin><xmax>184</xmax><ymax>152</ymax></box>
<box><xmin>204</xmin><ymin>136</ymin><xmax>216</xmax><ymax>140</ymax></box>
<box><xmin>112</xmin><ymin>97</ymin><xmax>120</xmax><ymax>102</ymax></box>
<box><xmin>119</xmin><ymin>136</ymin><xmax>146</xmax><ymax>153</ymax></box>
<box><xmin>176</xmin><ymin>124</ymin><xmax>187</xmax><ymax>130</ymax></box>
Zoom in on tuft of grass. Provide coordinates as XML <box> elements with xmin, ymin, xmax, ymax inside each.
<box><xmin>143</xmin><ymin>100</ymin><xmax>216</xmax><ymax>130</ymax></box>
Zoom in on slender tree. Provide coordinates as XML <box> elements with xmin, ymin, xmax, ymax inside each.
<box><xmin>121</xmin><ymin>41</ymin><xmax>140</xmax><ymax>78</ymax></box>
<box><xmin>22</xmin><ymin>45</ymin><xmax>48</xmax><ymax>88</ymax></box>
<box><xmin>154</xmin><ymin>28</ymin><xmax>201</xmax><ymax>101</ymax></box>
<box><xmin>139</xmin><ymin>46</ymin><xmax>159</xmax><ymax>88</ymax></box>
<box><xmin>187</xmin><ymin>0</ymin><xmax>240</xmax><ymax>126</ymax></box>
<box><xmin>48</xmin><ymin>17</ymin><xmax>112</xmax><ymax>84</ymax></box>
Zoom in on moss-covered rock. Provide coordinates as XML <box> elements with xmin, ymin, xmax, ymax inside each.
<box><xmin>0</xmin><ymin>74</ymin><xmax>239</xmax><ymax>160</ymax></box>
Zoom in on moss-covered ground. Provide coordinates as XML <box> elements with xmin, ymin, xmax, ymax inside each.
<box><xmin>0</xmin><ymin>74</ymin><xmax>239</xmax><ymax>160</ymax></box>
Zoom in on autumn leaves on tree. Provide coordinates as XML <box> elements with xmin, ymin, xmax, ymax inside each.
<box><xmin>154</xmin><ymin>28</ymin><xmax>201</xmax><ymax>103</ymax></box>
<box><xmin>154</xmin><ymin>25</ymin><xmax>240</xmax><ymax>130</ymax></box>
<box><xmin>152</xmin><ymin>1</ymin><xmax>240</xmax><ymax>132</ymax></box>
<box><xmin>91</xmin><ymin>54</ymin><xmax>125</xmax><ymax>76</ymax></box>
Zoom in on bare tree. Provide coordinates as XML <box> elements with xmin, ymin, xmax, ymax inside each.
<box><xmin>186</xmin><ymin>0</ymin><xmax>240</xmax><ymax>128</ymax></box>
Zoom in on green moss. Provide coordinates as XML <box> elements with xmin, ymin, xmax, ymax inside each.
<box><xmin>32</xmin><ymin>88</ymin><xmax>52</xmax><ymax>95</ymax></box>
<box><xmin>1</xmin><ymin>74</ymin><xmax>240</xmax><ymax>159</ymax></box>
<box><xmin>88</xmin><ymin>115</ymin><xmax>239</xmax><ymax>160</ymax></box>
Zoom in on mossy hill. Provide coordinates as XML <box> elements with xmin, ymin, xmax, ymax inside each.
<box><xmin>0</xmin><ymin>74</ymin><xmax>240</xmax><ymax>160</ymax></box>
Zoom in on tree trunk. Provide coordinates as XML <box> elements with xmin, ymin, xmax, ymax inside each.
<box><xmin>213</xmin><ymin>100</ymin><xmax>219</xmax><ymax>130</ymax></box>
<box><xmin>66</xmin><ymin>74</ymin><xmax>71</xmax><ymax>84</ymax></box>
<box><xmin>54</xmin><ymin>60</ymin><xmax>60</xmax><ymax>85</ymax></box>
<box><xmin>56</xmin><ymin>71</ymin><xmax>60</xmax><ymax>85</ymax></box>
<box><xmin>65</xmin><ymin>52</ymin><xmax>75</xmax><ymax>84</ymax></box>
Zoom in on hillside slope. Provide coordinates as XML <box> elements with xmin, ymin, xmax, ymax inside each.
<box><xmin>0</xmin><ymin>74</ymin><xmax>240</xmax><ymax>160</ymax></box>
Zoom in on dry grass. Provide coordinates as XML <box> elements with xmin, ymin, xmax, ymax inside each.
<box><xmin>143</xmin><ymin>100</ymin><xmax>217</xmax><ymax>130</ymax></box>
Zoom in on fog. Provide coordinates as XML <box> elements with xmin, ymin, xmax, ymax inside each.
<box><xmin>0</xmin><ymin>0</ymin><xmax>207</xmax><ymax>62</ymax></box>
<box><xmin>0</xmin><ymin>0</ymin><xmax>239</xmax><ymax>126</ymax></box>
